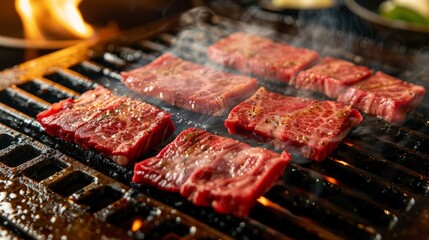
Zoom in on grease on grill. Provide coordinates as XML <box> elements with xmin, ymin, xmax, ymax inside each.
<box><xmin>334</xmin><ymin>142</ymin><xmax>429</xmax><ymax>194</ymax></box>
<box><xmin>106</xmin><ymin>198</ymin><xmax>222</xmax><ymax>240</ymax></box>
<box><xmin>16</xmin><ymin>80</ymin><xmax>74</xmax><ymax>104</ymax></box>
<box><xmin>0</xmin><ymin>89</ymin><xmax>47</xmax><ymax>118</ymax></box>
<box><xmin>92</xmin><ymin>52</ymin><xmax>128</xmax><ymax>71</ymax></box>
<box><xmin>309</xmin><ymin>159</ymin><xmax>415</xmax><ymax>211</ymax></box>
<box><xmin>0</xmin><ymin>216</ymin><xmax>36</xmax><ymax>240</ymax></box>
<box><xmin>356</xmin><ymin>117</ymin><xmax>429</xmax><ymax>155</ymax></box>
<box><xmin>49</xmin><ymin>170</ymin><xmax>94</xmax><ymax>197</ymax></box>
<box><xmin>0</xmin><ymin>10</ymin><xmax>428</xmax><ymax>240</ymax></box>
<box><xmin>0</xmin><ymin>144</ymin><xmax>41</xmax><ymax>168</ymax></box>
<box><xmin>345</xmin><ymin>134</ymin><xmax>429</xmax><ymax>176</ymax></box>
<box><xmin>265</xmin><ymin>184</ymin><xmax>382</xmax><ymax>239</ymax></box>
<box><xmin>43</xmin><ymin>70</ymin><xmax>94</xmax><ymax>94</ymax></box>
<box><xmin>75</xmin><ymin>185</ymin><xmax>123</xmax><ymax>213</ymax></box>
<box><xmin>107</xmin><ymin>203</ymin><xmax>152</xmax><ymax>231</ymax></box>
<box><xmin>282</xmin><ymin>164</ymin><xmax>399</xmax><ymax>230</ymax></box>
<box><xmin>143</xmin><ymin>220</ymin><xmax>189</xmax><ymax>239</ymax></box>
<box><xmin>0</xmin><ymin>134</ymin><xmax>15</xmax><ymax>151</ymax></box>
<box><xmin>23</xmin><ymin>158</ymin><xmax>68</xmax><ymax>182</ymax></box>
<box><xmin>0</xmin><ymin>125</ymin><xmax>230</xmax><ymax>239</ymax></box>
<box><xmin>113</xmin><ymin>46</ymin><xmax>144</xmax><ymax>62</ymax></box>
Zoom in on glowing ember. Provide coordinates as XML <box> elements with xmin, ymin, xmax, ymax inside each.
<box><xmin>324</xmin><ymin>176</ymin><xmax>339</xmax><ymax>184</ymax></box>
<box><xmin>131</xmin><ymin>217</ymin><xmax>144</xmax><ymax>232</ymax></box>
<box><xmin>257</xmin><ymin>196</ymin><xmax>287</xmax><ymax>212</ymax></box>
<box><xmin>15</xmin><ymin>0</ymin><xmax>94</xmax><ymax>41</ymax></box>
<box><xmin>334</xmin><ymin>159</ymin><xmax>350</xmax><ymax>166</ymax></box>
<box><xmin>342</xmin><ymin>140</ymin><xmax>354</xmax><ymax>147</ymax></box>
<box><xmin>257</xmin><ymin>196</ymin><xmax>271</xmax><ymax>206</ymax></box>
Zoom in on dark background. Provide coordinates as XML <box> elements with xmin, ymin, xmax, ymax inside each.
<box><xmin>0</xmin><ymin>0</ymin><xmax>197</xmax><ymax>70</ymax></box>
<box><xmin>1</xmin><ymin>0</ymin><xmax>428</xmax><ymax>71</ymax></box>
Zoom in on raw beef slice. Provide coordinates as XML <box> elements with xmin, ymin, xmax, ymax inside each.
<box><xmin>133</xmin><ymin>128</ymin><xmax>291</xmax><ymax>217</ymax></box>
<box><xmin>225</xmin><ymin>87</ymin><xmax>362</xmax><ymax>161</ymax></box>
<box><xmin>207</xmin><ymin>32</ymin><xmax>319</xmax><ymax>83</ymax></box>
<box><xmin>337</xmin><ymin>71</ymin><xmax>426</xmax><ymax>123</ymax></box>
<box><xmin>37</xmin><ymin>86</ymin><xmax>175</xmax><ymax>165</ymax></box>
<box><xmin>121</xmin><ymin>53</ymin><xmax>258</xmax><ymax>116</ymax></box>
<box><xmin>293</xmin><ymin>57</ymin><xmax>371</xmax><ymax>98</ymax></box>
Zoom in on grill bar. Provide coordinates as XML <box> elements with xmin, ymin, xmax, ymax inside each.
<box><xmin>17</xmin><ymin>77</ymin><xmax>78</xmax><ymax>103</ymax></box>
<box><xmin>0</xmin><ymin>124</ymin><xmax>231</xmax><ymax>240</ymax></box>
<box><xmin>356</xmin><ymin>117</ymin><xmax>429</xmax><ymax>155</ymax></box>
<box><xmin>283</xmin><ymin>164</ymin><xmax>398</xmax><ymax>229</ymax></box>
<box><xmin>310</xmin><ymin>159</ymin><xmax>415</xmax><ymax>211</ymax></box>
<box><xmin>333</xmin><ymin>143</ymin><xmax>429</xmax><ymax>194</ymax></box>
<box><xmin>345</xmin><ymin>135</ymin><xmax>429</xmax><ymax>176</ymax></box>
<box><xmin>0</xmin><ymin>9</ymin><xmax>428</xmax><ymax>239</ymax></box>
<box><xmin>251</xmin><ymin>198</ymin><xmax>345</xmax><ymax>240</ymax></box>
<box><xmin>265</xmin><ymin>184</ymin><xmax>381</xmax><ymax>240</ymax></box>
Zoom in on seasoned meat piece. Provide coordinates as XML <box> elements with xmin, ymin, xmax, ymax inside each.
<box><xmin>207</xmin><ymin>32</ymin><xmax>319</xmax><ymax>83</ymax></box>
<box><xmin>37</xmin><ymin>86</ymin><xmax>175</xmax><ymax>165</ymax></box>
<box><xmin>133</xmin><ymin>128</ymin><xmax>291</xmax><ymax>217</ymax></box>
<box><xmin>121</xmin><ymin>53</ymin><xmax>258</xmax><ymax>116</ymax></box>
<box><xmin>225</xmin><ymin>87</ymin><xmax>362</xmax><ymax>161</ymax></box>
<box><xmin>293</xmin><ymin>57</ymin><xmax>372</xmax><ymax>98</ymax></box>
<box><xmin>337</xmin><ymin>71</ymin><xmax>426</xmax><ymax>123</ymax></box>
<box><xmin>36</xmin><ymin>86</ymin><xmax>121</xmax><ymax>142</ymax></box>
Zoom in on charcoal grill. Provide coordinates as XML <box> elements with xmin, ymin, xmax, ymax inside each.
<box><xmin>0</xmin><ymin>7</ymin><xmax>428</xmax><ymax>240</ymax></box>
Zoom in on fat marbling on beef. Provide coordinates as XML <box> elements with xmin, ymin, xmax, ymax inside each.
<box><xmin>292</xmin><ymin>57</ymin><xmax>372</xmax><ymax>98</ymax></box>
<box><xmin>337</xmin><ymin>71</ymin><xmax>426</xmax><ymax>123</ymax></box>
<box><xmin>37</xmin><ymin>86</ymin><xmax>175</xmax><ymax>165</ymax></box>
<box><xmin>207</xmin><ymin>32</ymin><xmax>319</xmax><ymax>83</ymax></box>
<box><xmin>133</xmin><ymin>128</ymin><xmax>291</xmax><ymax>217</ymax></box>
<box><xmin>225</xmin><ymin>87</ymin><xmax>362</xmax><ymax>161</ymax></box>
<box><xmin>121</xmin><ymin>53</ymin><xmax>258</xmax><ymax>116</ymax></box>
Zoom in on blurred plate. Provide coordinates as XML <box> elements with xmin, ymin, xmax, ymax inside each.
<box><xmin>345</xmin><ymin>0</ymin><xmax>429</xmax><ymax>46</ymax></box>
<box><xmin>260</xmin><ymin>0</ymin><xmax>336</xmax><ymax>13</ymax></box>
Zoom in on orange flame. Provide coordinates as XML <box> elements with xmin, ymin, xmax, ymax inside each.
<box><xmin>15</xmin><ymin>0</ymin><xmax>94</xmax><ymax>41</ymax></box>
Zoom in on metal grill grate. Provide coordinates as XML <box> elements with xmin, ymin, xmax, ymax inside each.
<box><xmin>0</xmin><ymin>8</ymin><xmax>428</xmax><ymax>240</ymax></box>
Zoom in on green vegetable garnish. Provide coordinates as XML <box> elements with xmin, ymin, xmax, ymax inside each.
<box><xmin>380</xmin><ymin>4</ymin><xmax>429</xmax><ymax>27</ymax></box>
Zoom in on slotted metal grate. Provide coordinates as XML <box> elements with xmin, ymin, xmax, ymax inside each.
<box><xmin>0</xmin><ymin>8</ymin><xmax>428</xmax><ymax>240</ymax></box>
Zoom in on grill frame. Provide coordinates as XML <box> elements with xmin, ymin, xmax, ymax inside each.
<box><xmin>0</xmin><ymin>7</ymin><xmax>429</xmax><ymax>240</ymax></box>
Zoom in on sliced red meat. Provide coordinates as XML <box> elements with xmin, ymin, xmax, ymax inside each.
<box><xmin>37</xmin><ymin>86</ymin><xmax>175</xmax><ymax>165</ymax></box>
<box><xmin>293</xmin><ymin>57</ymin><xmax>372</xmax><ymax>98</ymax></box>
<box><xmin>337</xmin><ymin>71</ymin><xmax>426</xmax><ymax>123</ymax></box>
<box><xmin>207</xmin><ymin>32</ymin><xmax>319</xmax><ymax>83</ymax></box>
<box><xmin>36</xmin><ymin>87</ymin><xmax>121</xmax><ymax>142</ymax></box>
<box><xmin>225</xmin><ymin>87</ymin><xmax>362</xmax><ymax>161</ymax></box>
<box><xmin>121</xmin><ymin>53</ymin><xmax>258</xmax><ymax>116</ymax></box>
<box><xmin>133</xmin><ymin>128</ymin><xmax>291</xmax><ymax>217</ymax></box>
<box><xmin>74</xmin><ymin>98</ymin><xmax>175</xmax><ymax>165</ymax></box>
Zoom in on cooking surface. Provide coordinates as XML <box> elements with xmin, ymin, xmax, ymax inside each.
<box><xmin>0</xmin><ymin>7</ymin><xmax>429</xmax><ymax>240</ymax></box>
